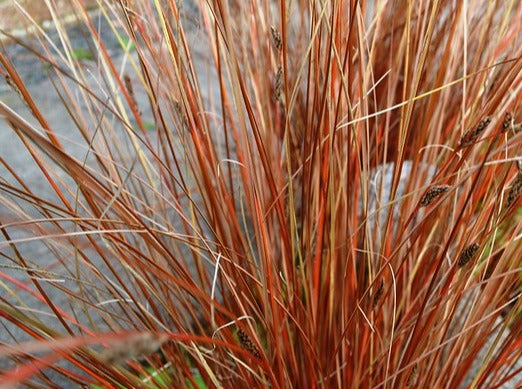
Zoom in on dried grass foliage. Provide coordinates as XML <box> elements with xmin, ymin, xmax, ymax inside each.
<box><xmin>0</xmin><ymin>0</ymin><xmax>521</xmax><ymax>387</ymax></box>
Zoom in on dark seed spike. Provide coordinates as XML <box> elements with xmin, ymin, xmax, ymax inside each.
<box><xmin>457</xmin><ymin>243</ymin><xmax>480</xmax><ymax>268</ymax></box>
<box><xmin>270</xmin><ymin>26</ymin><xmax>282</xmax><ymax>50</ymax></box>
<box><xmin>506</xmin><ymin>174</ymin><xmax>522</xmax><ymax>208</ymax></box>
<box><xmin>459</xmin><ymin>117</ymin><xmax>491</xmax><ymax>147</ymax></box>
<box><xmin>420</xmin><ymin>185</ymin><xmax>450</xmax><ymax>207</ymax></box>
<box><xmin>237</xmin><ymin>329</ymin><xmax>262</xmax><ymax>360</ymax></box>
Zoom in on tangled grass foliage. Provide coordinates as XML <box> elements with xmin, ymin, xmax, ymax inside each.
<box><xmin>0</xmin><ymin>0</ymin><xmax>521</xmax><ymax>387</ymax></box>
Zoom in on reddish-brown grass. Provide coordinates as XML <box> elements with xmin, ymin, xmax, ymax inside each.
<box><xmin>0</xmin><ymin>0</ymin><xmax>521</xmax><ymax>388</ymax></box>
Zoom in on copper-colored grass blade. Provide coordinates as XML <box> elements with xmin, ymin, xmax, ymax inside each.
<box><xmin>0</xmin><ymin>0</ymin><xmax>520</xmax><ymax>387</ymax></box>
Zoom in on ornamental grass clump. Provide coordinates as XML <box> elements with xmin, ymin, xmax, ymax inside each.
<box><xmin>0</xmin><ymin>0</ymin><xmax>521</xmax><ymax>388</ymax></box>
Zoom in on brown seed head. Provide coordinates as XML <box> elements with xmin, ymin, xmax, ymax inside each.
<box><xmin>237</xmin><ymin>329</ymin><xmax>262</xmax><ymax>360</ymax></box>
<box><xmin>420</xmin><ymin>185</ymin><xmax>450</xmax><ymax>206</ymax></box>
<box><xmin>457</xmin><ymin>243</ymin><xmax>480</xmax><ymax>268</ymax></box>
<box><xmin>459</xmin><ymin>117</ymin><xmax>491</xmax><ymax>147</ymax></box>
<box><xmin>506</xmin><ymin>173</ymin><xmax>522</xmax><ymax>208</ymax></box>
<box><xmin>271</xmin><ymin>26</ymin><xmax>282</xmax><ymax>50</ymax></box>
